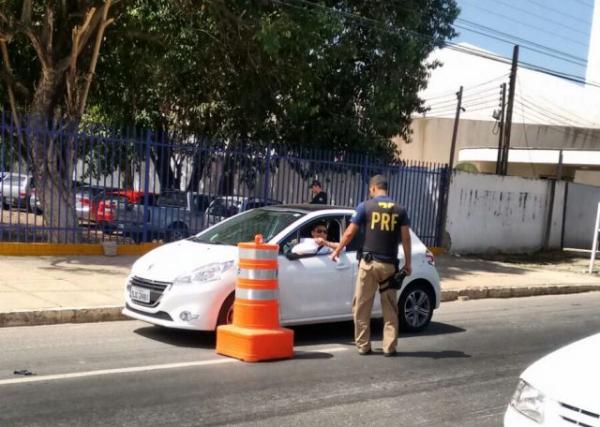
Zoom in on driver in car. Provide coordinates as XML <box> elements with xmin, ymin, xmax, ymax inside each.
<box><xmin>292</xmin><ymin>221</ymin><xmax>339</xmax><ymax>256</ymax></box>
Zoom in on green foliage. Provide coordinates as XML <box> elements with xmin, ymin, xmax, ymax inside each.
<box><xmin>2</xmin><ymin>0</ymin><xmax>459</xmax><ymax>161</ymax></box>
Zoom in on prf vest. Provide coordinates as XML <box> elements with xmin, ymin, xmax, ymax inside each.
<box><xmin>362</xmin><ymin>198</ymin><xmax>404</xmax><ymax>260</ymax></box>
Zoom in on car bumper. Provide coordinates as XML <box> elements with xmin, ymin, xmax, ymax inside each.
<box><xmin>504</xmin><ymin>406</ymin><xmax>541</xmax><ymax>427</ymax></box>
<box><xmin>123</xmin><ymin>276</ymin><xmax>233</xmax><ymax>331</ymax></box>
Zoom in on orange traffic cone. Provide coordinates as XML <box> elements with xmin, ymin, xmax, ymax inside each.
<box><xmin>216</xmin><ymin>234</ymin><xmax>294</xmax><ymax>362</ymax></box>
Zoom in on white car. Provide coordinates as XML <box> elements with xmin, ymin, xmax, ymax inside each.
<box><xmin>504</xmin><ymin>332</ymin><xmax>600</xmax><ymax>426</ymax></box>
<box><xmin>122</xmin><ymin>205</ymin><xmax>441</xmax><ymax>332</ymax></box>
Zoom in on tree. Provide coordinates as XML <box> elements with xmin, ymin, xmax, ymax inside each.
<box><xmin>0</xmin><ymin>0</ymin><xmax>118</xmax><ymax>242</ymax></box>
<box><xmin>89</xmin><ymin>0</ymin><xmax>458</xmax><ymax>190</ymax></box>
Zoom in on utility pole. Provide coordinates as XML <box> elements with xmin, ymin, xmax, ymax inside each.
<box><xmin>448</xmin><ymin>86</ymin><xmax>464</xmax><ymax>171</ymax></box>
<box><xmin>501</xmin><ymin>45</ymin><xmax>519</xmax><ymax>175</ymax></box>
<box><xmin>439</xmin><ymin>86</ymin><xmax>463</xmax><ymax>248</ymax></box>
<box><xmin>495</xmin><ymin>83</ymin><xmax>507</xmax><ymax>175</ymax></box>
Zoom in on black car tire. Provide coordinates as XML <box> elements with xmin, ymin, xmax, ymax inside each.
<box><xmin>216</xmin><ymin>293</ymin><xmax>235</xmax><ymax>327</ymax></box>
<box><xmin>398</xmin><ymin>282</ymin><xmax>434</xmax><ymax>332</ymax></box>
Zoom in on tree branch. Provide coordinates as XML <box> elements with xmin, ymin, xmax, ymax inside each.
<box><xmin>0</xmin><ymin>40</ymin><xmax>25</xmax><ymax>149</ymax></box>
<box><xmin>41</xmin><ymin>6</ymin><xmax>54</xmax><ymax>59</ymax></box>
<box><xmin>21</xmin><ymin>0</ymin><xmax>32</xmax><ymax>25</ymax></box>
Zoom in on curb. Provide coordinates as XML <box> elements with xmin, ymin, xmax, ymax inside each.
<box><xmin>0</xmin><ymin>306</ymin><xmax>127</xmax><ymax>328</ymax></box>
<box><xmin>441</xmin><ymin>285</ymin><xmax>600</xmax><ymax>302</ymax></box>
<box><xmin>2</xmin><ymin>285</ymin><xmax>600</xmax><ymax>328</ymax></box>
<box><xmin>0</xmin><ymin>242</ymin><xmax>161</xmax><ymax>256</ymax></box>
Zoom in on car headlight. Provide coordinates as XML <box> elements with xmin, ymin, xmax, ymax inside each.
<box><xmin>175</xmin><ymin>261</ymin><xmax>234</xmax><ymax>284</ymax></box>
<box><xmin>510</xmin><ymin>379</ymin><xmax>545</xmax><ymax>424</ymax></box>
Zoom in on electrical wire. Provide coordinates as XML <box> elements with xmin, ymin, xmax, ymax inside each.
<box><xmin>460</xmin><ymin>0</ymin><xmax>589</xmax><ymax>47</ymax></box>
<box><xmin>273</xmin><ymin>0</ymin><xmax>600</xmax><ymax>89</ymax></box>
<box><xmin>522</xmin><ymin>0</ymin><xmax>592</xmax><ymax>25</ymax></box>
<box><xmin>477</xmin><ymin>0</ymin><xmax>591</xmax><ymax>37</ymax></box>
<box><xmin>457</xmin><ymin>19</ymin><xmax>588</xmax><ymax>65</ymax></box>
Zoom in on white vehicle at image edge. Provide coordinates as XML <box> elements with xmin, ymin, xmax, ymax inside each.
<box><xmin>504</xmin><ymin>332</ymin><xmax>600</xmax><ymax>427</ymax></box>
<box><xmin>122</xmin><ymin>205</ymin><xmax>441</xmax><ymax>332</ymax></box>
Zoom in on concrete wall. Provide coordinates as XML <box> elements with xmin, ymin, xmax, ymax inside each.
<box><xmin>563</xmin><ymin>183</ymin><xmax>600</xmax><ymax>249</ymax></box>
<box><xmin>446</xmin><ymin>172</ymin><xmax>565</xmax><ymax>254</ymax></box>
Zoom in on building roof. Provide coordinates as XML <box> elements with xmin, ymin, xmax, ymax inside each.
<box><xmin>418</xmin><ymin>44</ymin><xmax>600</xmax><ymax>128</ymax></box>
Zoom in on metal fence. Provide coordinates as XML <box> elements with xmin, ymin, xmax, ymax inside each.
<box><xmin>0</xmin><ymin>111</ymin><xmax>448</xmax><ymax>246</ymax></box>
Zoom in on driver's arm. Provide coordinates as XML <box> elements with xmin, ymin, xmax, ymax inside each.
<box><xmin>330</xmin><ymin>223</ymin><xmax>359</xmax><ymax>260</ymax></box>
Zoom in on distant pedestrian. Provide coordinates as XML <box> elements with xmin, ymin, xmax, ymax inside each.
<box><xmin>309</xmin><ymin>180</ymin><xmax>327</xmax><ymax>205</ymax></box>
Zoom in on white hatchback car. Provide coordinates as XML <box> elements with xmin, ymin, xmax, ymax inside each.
<box><xmin>122</xmin><ymin>205</ymin><xmax>441</xmax><ymax>332</ymax></box>
<box><xmin>505</xmin><ymin>332</ymin><xmax>600</xmax><ymax>426</ymax></box>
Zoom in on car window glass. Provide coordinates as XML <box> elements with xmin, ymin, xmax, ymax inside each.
<box><xmin>192</xmin><ymin>208</ymin><xmax>304</xmax><ymax>245</ymax></box>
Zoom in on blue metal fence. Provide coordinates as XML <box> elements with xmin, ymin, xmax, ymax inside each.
<box><xmin>0</xmin><ymin>111</ymin><xmax>448</xmax><ymax>246</ymax></box>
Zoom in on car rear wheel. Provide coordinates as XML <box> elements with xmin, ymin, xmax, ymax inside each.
<box><xmin>216</xmin><ymin>293</ymin><xmax>235</xmax><ymax>327</ymax></box>
<box><xmin>398</xmin><ymin>282</ymin><xmax>434</xmax><ymax>332</ymax></box>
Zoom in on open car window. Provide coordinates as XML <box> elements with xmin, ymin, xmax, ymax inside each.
<box><xmin>280</xmin><ymin>216</ymin><xmax>344</xmax><ymax>256</ymax></box>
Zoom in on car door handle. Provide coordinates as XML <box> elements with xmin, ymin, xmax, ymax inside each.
<box><xmin>336</xmin><ymin>263</ymin><xmax>350</xmax><ymax>270</ymax></box>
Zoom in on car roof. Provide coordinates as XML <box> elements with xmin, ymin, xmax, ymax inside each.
<box><xmin>264</xmin><ymin>204</ymin><xmax>354</xmax><ymax>212</ymax></box>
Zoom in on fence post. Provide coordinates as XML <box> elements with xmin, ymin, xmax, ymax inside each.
<box><xmin>142</xmin><ymin>131</ymin><xmax>152</xmax><ymax>244</ymax></box>
<box><xmin>435</xmin><ymin>165</ymin><xmax>451</xmax><ymax>247</ymax></box>
<box><xmin>263</xmin><ymin>145</ymin><xmax>272</xmax><ymax>201</ymax></box>
<box><xmin>361</xmin><ymin>155</ymin><xmax>369</xmax><ymax>201</ymax></box>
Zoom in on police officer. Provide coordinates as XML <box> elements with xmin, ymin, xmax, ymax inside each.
<box><xmin>309</xmin><ymin>180</ymin><xmax>328</xmax><ymax>205</ymax></box>
<box><xmin>330</xmin><ymin>175</ymin><xmax>411</xmax><ymax>357</ymax></box>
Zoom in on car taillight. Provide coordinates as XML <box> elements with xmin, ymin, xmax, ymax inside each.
<box><xmin>426</xmin><ymin>250</ymin><xmax>435</xmax><ymax>266</ymax></box>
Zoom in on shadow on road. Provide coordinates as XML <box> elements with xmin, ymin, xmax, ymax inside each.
<box><xmin>395</xmin><ymin>350</ymin><xmax>471</xmax><ymax>359</ymax></box>
<box><xmin>134</xmin><ymin>326</ymin><xmax>216</xmax><ymax>349</ymax></box>
<box><xmin>401</xmin><ymin>321</ymin><xmax>466</xmax><ymax>338</ymax></box>
<box><xmin>133</xmin><ymin>320</ymin><xmax>466</xmax><ymax>349</ymax></box>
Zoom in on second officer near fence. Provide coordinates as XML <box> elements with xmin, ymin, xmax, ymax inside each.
<box><xmin>330</xmin><ymin>174</ymin><xmax>411</xmax><ymax>357</ymax></box>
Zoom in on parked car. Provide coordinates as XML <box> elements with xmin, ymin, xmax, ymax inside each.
<box><xmin>204</xmin><ymin>195</ymin><xmax>282</xmax><ymax>226</ymax></box>
<box><xmin>93</xmin><ymin>189</ymin><xmax>210</xmax><ymax>243</ymax></box>
<box><xmin>0</xmin><ymin>173</ymin><xmax>34</xmax><ymax>210</ymax></box>
<box><xmin>122</xmin><ymin>205</ymin><xmax>441</xmax><ymax>332</ymax></box>
<box><xmin>75</xmin><ymin>186</ymin><xmax>108</xmax><ymax>222</ymax></box>
<box><xmin>28</xmin><ymin>180</ymin><xmax>100</xmax><ymax>216</ymax></box>
<box><xmin>504</xmin><ymin>332</ymin><xmax>600</xmax><ymax>427</ymax></box>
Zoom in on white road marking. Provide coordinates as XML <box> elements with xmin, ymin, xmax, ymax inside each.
<box><xmin>0</xmin><ymin>346</ymin><xmax>348</xmax><ymax>386</ymax></box>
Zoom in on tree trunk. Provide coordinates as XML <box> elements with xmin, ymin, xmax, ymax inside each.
<box><xmin>29</xmin><ymin>72</ymin><xmax>81</xmax><ymax>243</ymax></box>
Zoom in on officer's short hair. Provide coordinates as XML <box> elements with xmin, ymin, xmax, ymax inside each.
<box><xmin>369</xmin><ymin>175</ymin><xmax>388</xmax><ymax>191</ymax></box>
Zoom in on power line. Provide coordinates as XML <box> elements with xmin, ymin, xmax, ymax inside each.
<box><xmin>456</xmin><ymin>24</ymin><xmax>587</xmax><ymax>68</ymax></box>
<box><xmin>425</xmin><ymin>87</ymin><xmax>501</xmax><ymax>106</ymax></box>
<box><xmin>522</xmin><ymin>0</ymin><xmax>592</xmax><ymax>25</ymax></box>
<box><xmin>274</xmin><ymin>0</ymin><xmax>600</xmax><ymax>89</ymax></box>
<box><xmin>483</xmin><ymin>0</ymin><xmax>591</xmax><ymax>37</ymax></box>
<box><xmin>563</xmin><ymin>0</ymin><xmax>594</xmax><ymax>8</ymax></box>
<box><xmin>457</xmin><ymin>19</ymin><xmax>588</xmax><ymax>65</ymax></box>
<box><xmin>422</xmin><ymin>74</ymin><xmax>508</xmax><ymax>100</ymax></box>
<box><xmin>460</xmin><ymin>0</ymin><xmax>589</xmax><ymax>47</ymax></box>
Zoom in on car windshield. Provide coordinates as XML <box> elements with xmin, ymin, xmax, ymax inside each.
<box><xmin>190</xmin><ymin>208</ymin><xmax>304</xmax><ymax>246</ymax></box>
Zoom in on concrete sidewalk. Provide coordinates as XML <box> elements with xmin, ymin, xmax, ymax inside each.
<box><xmin>1</xmin><ymin>251</ymin><xmax>599</xmax><ymax>327</ymax></box>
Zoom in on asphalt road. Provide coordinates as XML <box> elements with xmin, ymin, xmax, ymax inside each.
<box><xmin>2</xmin><ymin>292</ymin><xmax>600</xmax><ymax>427</ymax></box>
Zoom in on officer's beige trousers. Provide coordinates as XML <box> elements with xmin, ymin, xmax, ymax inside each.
<box><xmin>353</xmin><ymin>259</ymin><xmax>398</xmax><ymax>353</ymax></box>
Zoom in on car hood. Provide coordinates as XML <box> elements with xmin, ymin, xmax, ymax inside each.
<box><xmin>521</xmin><ymin>332</ymin><xmax>600</xmax><ymax>413</ymax></box>
<box><xmin>131</xmin><ymin>240</ymin><xmax>237</xmax><ymax>282</ymax></box>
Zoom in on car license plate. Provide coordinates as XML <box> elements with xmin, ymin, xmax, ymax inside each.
<box><xmin>130</xmin><ymin>286</ymin><xmax>151</xmax><ymax>303</ymax></box>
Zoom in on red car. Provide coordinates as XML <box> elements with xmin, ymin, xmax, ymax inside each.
<box><xmin>93</xmin><ymin>190</ymin><xmax>156</xmax><ymax>224</ymax></box>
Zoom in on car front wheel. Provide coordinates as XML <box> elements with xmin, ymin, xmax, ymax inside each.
<box><xmin>398</xmin><ymin>282</ymin><xmax>434</xmax><ymax>332</ymax></box>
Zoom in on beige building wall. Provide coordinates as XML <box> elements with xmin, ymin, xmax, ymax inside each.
<box><xmin>395</xmin><ymin>117</ymin><xmax>600</xmax><ymax>182</ymax></box>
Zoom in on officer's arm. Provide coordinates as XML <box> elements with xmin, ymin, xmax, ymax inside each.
<box><xmin>329</xmin><ymin>223</ymin><xmax>359</xmax><ymax>262</ymax></box>
<box><xmin>401</xmin><ymin>225</ymin><xmax>412</xmax><ymax>275</ymax></box>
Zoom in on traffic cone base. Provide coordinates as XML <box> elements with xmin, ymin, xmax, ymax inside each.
<box><xmin>216</xmin><ymin>324</ymin><xmax>294</xmax><ymax>363</ymax></box>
